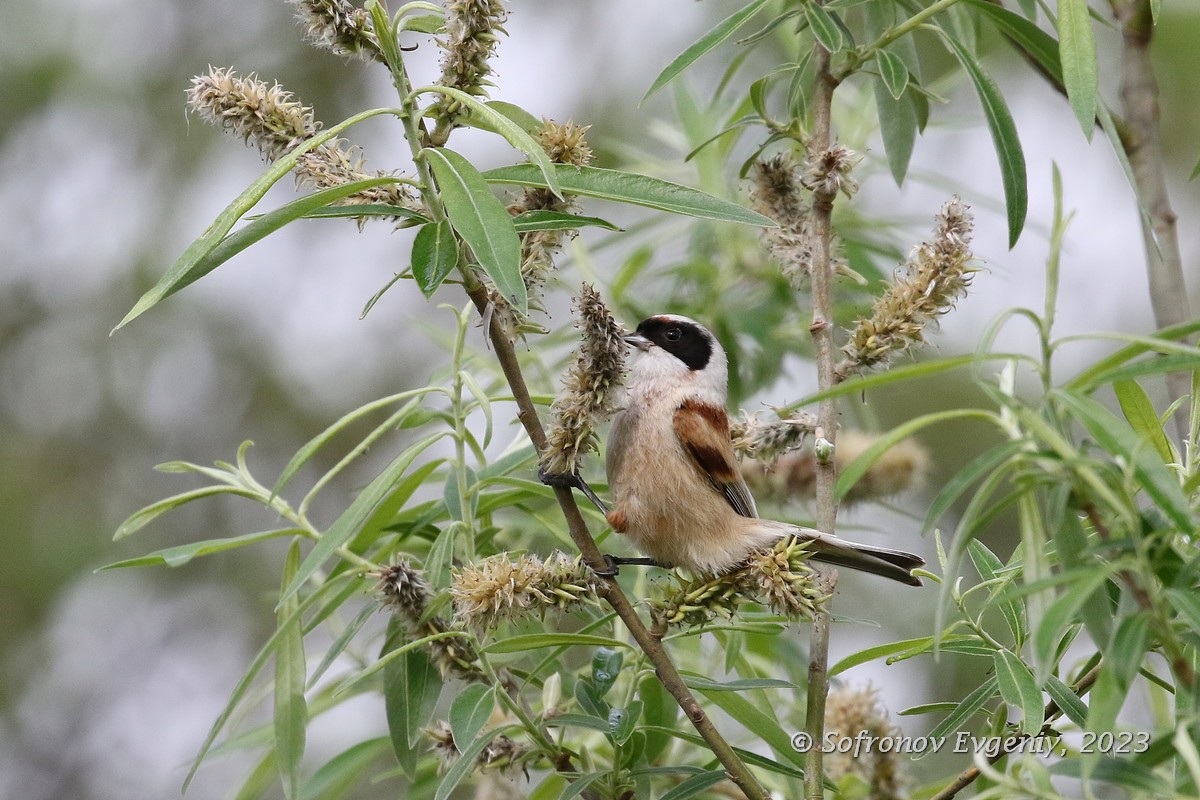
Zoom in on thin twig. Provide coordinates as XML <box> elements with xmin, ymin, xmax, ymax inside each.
<box><xmin>803</xmin><ymin>25</ymin><xmax>843</xmax><ymax>800</ymax></box>
<box><xmin>1111</xmin><ymin>0</ymin><xmax>1191</xmax><ymax>440</ymax></box>
<box><xmin>930</xmin><ymin>663</ymin><xmax>1102</xmax><ymax>800</ymax></box>
<box><xmin>463</xmin><ymin>281</ymin><xmax>770</xmax><ymax>800</ymax></box>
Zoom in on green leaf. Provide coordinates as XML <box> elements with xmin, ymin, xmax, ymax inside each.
<box><xmin>1044</xmin><ymin>675</ymin><xmax>1089</xmax><ymax>727</ymax></box>
<box><xmin>182</xmin><ymin>575</ymin><xmax>350</xmax><ymax>793</ymax></box>
<box><xmin>639</xmin><ymin>725</ymin><xmax>805</xmax><ymax>780</ymax></box>
<box><xmin>695</xmin><ymin>687</ymin><xmax>805</xmax><ymax>769</ymax></box>
<box><xmin>271</xmin><ymin>388</ymin><xmax>436</xmax><ymax>499</ymax></box>
<box><xmin>1032</xmin><ymin>566</ymin><xmax>1113</xmax><ymax>685</ymax></box>
<box><xmin>967</xmin><ymin>540</ymin><xmax>1025</xmax><ymax>646</ymax></box>
<box><xmin>275</xmin><ymin>541</ymin><xmax>308</xmax><ymax>800</ymax></box>
<box><xmin>873</xmin><ymin>74</ymin><xmax>918</xmax><ymax>185</ymax></box>
<box><xmin>658</xmin><ymin>770</ymin><xmax>729</xmax><ymax>800</ymax></box>
<box><xmin>938</xmin><ymin>27</ymin><xmax>1027</xmax><ymax>247</ymax></box>
<box><xmin>926</xmin><ymin>676</ymin><xmax>999</xmax><ymax>745</ymax></box>
<box><xmin>113</xmin><ymin>485</ymin><xmax>260</xmax><ymax>540</ymax></box>
<box><xmin>300</xmin><ymin>738</ymin><xmax>389</xmax><ymax>800</ymax></box>
<box><xmin>511</xmin><ymin>210</ymin><xmax>620</xmax><ymax>232</ymax></box>
<box><xmin>1166</xmin><ymin>588</ymin><xmax>1200</xmax><ymax>630</ymax></box>
<box><xmin>424</xmin><ymin>147</ymin><xmax>525</xmax><ymax>313</ymax></box>
<box><xmin>993</xmin><ymin>648</ymin><xmax>1044</xmax><ymax>737</ymax></box>
<box><xmin>1057</xmin><ymin>0</ymin><xmax>1098</xmax><ymax>138</ymax></box>
<box><xmin>875</xmin><ymin>49</ymin><xmax>910</xmax><ymax>100</ymax></box>
<box><xmin>804</xmin><ymin>2</ymin><xmax>844</xmax><ymax>52</ymax></box>
<box><xmin>1053</xmin><ymin>390</ymin><xmax>1194</xmax><ymax>533</ymax></box>
<box><xmin>449</xmin><ymin>685</ymin><xmax>495</xmax><ymax>753</ymax></box>
<box><xmin>966</xmin><ymin>0</ymin><xmax>1062</xmax><ymax>80</ymax></box>
<box><xmin>1088</xmin><ymin>613</ymin><xmax>1150</xmax><ymax>735</ymax></box>
<box><xmin>307</xmin><ymin>604</ymin><xmax>376</xmax><ymax>690</ymax></box>
<box><xmin>1080</xmin><ymin>352</ymin><xmax>1200</xmax><ymax>390</ymax></box>
<box><xmin>414</xmin><ymin>86</ymin><xmax>563</xmax><ymax>199</ymax></box>
<box><xmin>282</xmin><ymin>203</ymin><xmax>428</xmax><ymax>223</ymax></box>
<box><xmin>114</xmin><ymin>107</ymin><xmax>398</xmax><ymax>331</ymax></box>
<box><xmin>1051</xmin><ymin>757</ymin><xmax>1174</xmax><ymax>796</ymax></box>
<box><xmin>545</xmin><ymin>713</ymin><xmax>613</xmax><ymax>734</ymax></box>
<box><xmin>643</xmin><ymin>0</ymin><xmax>771</xmax><ymax>101</ymax></box>
<box><xmin>1065</xmin><ymin>319</ymin><xmax>1200</xmax><ymax>391</ymax></box>
<box><xmin>1113</xmin><ymin>378</ymin><xmax>1175</xmax><ymax>464</ymax></box>
<box><xmin>830</xmin><ymin>634</ymin><xmax>984</xmax><ymax>675</ymax></box>
<box><xmin>482</xmin><ymin>100</ymin><xmax>542</xmax><ymax>134</ymax></box>
<box><xmin>682</xmin><ymin>676</ymin><xmax>797</xmax><ymax>692</ymax></box>
<box><xmin>482</xmin><ymin>633</ymin><xmax>632</xmax><ymax>654</ymax></box>
<box><xmin>383</xmin><ymin>619</ymin><xmax>443</xmax><ymax>778</ymax></box>
<box><xmin>97</xmin><ymin>528</ymin><xmax>299</xmax><ymax>570</ymax></box>
<box><xmin>787</xmin><ymin>353</ymin><xmax>1018</xmax><ymax>410</ymax></box>
<box><xmin>638</xmin><ymin>674</ymin><xmax>677</xmax><ymax>763</ymax></box>
<box><xmin>608</xmin><ymin>701</ymin><xmax>641</xmax><ymax>745</ymax></box>
<box><xmin>898</xmin><ymin>702</ymin><xmax>959</xmax><ymax>716</ymax></box>
<box><xmin>924</xmin><ymin>440</ymin><xmax>1024</xmax><ymax>533</ymax></box>
<box><xmin>280</xmin><ymin>432</ymin><xmax>447</xmax><ymax>607</ymax></box>
<box><xmin>482</xmin><ymin>163</ymin><xmax>776</xmax><ymax>227</ymax></box>
<box><xmin>412</xmin><ymin>219</ymin><xmax>458</xmax><ymax>298</ymax></box>
<box><xmin>433</xmin><ymin>727</ymin><xmax>507</xmax><ymax>800</ymax></box>
<box><xmin>557</xmin><ymin>772</ymin><xmax>608</xmax><ymax>800</ymax></box>
<box><xmin>591</xmin><ymin>647</ymin><xmax>624</xmax><ymax>696</ymax></box>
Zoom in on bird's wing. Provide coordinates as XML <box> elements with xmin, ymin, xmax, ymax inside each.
<box><xmin>672</xmin><ymin>399</ymin><xmax>758</xmax><ymax>518</ymax></box>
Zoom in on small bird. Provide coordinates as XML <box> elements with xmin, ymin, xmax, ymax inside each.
<box><xmin>598</xmin><ymin>314</ymin><xmax>924</xmax><ymax>586</ymax></box>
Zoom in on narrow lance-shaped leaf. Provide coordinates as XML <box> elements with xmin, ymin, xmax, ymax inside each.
<box><xmin>424</xmin><ymin>147</ymin><xmax>526</xmax><ymax>314</ymax></box>
<box><xmin>97</xmin><ymin>528</ymin><xmax>300</xmax><ymax>570</ymax></box>
<box><xmin>279</xmin><ymin>431</ymin><xmax>448</xmax><ymax>607</ymax></box>
<box><xmin>1057</xmin><ymin>0</ymin><xmax>1099</xmax><ymax>138</ymax></box>
<box><xmin>1054</xmin><ymin>390</ymin><xmax>1194</xmax><ymax>533</ymax></box>
<box><xmin>994</xmin><ymin>649</ymin><xmax>1044</xmax><ymax>737</ymax></box>
<box><xmin>114</xmin><ymin>106</ymin><xmax>400</xmax><ymax>331</ymax></box>
<box><xmin>275</xmin><ymin>541</ymin><xmax>308</xmax><ymax>800</ymax></box>
<box><xmin>873</xmin><ymin>75</ymin><xmax>918</xmax><ymax>186</ymax></box>
<box><xmin>965</xmin><ymin>0</ymin><xmax>1062</xmax><ymax>81</ymax></box>
<box><xmin>482</xmin><ymin>164</ymin><xmax>776</xmax><ymax>227</ymax></box>
<box><xmin>937</xmin><ymin>26</ymin><xmax>1028</xmax><ymax>247</ymax></box>
<box><xmin>172</xmin><ymin>177</ymin><xmax>408</xmax><ymax>302</ymax></box>
<box><xmin>434</xmin><ymin>728</ymin><xmax>508</xmax><ymax>800</ymax></box>
<box><xmin>1113</xmin><ymin>378</ymin><xmax>1175</xmax><ymax>464</ymax></box>
<box><xmin>643</xmin><ymin>0</ymin><xmax>771</xmax><ymax>101</ymax></box>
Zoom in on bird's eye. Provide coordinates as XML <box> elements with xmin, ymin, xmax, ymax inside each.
<box><xmin>665</xmin><ymin>328</ymin><xmax>682</xmax><ymax>342</ymax></box>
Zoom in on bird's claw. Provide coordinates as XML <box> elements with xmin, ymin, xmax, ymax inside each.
<box><xmin>538</xmin><ymin>467</ymin><xmax>609</xmax><ymax>515</ymax></box>
<box><xmin>590</xmin><ymin>554</ymin><xmax>662</xmax><ymax>578</ymax></box>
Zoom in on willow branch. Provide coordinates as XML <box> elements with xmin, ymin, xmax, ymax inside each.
<box><xmin>462</xmin><ymin>281</ymin><xmax>770</xmax><ymax>800</ymax></box>
<box><xmin>803</xmin><ymin>27</ymin><xmax>843</xmax><ymax>800</ymax></box>
<box><xmin>1111</xmin><ymin>0</ymin><xmax>1191</xmax><ymax>439</ymax></box>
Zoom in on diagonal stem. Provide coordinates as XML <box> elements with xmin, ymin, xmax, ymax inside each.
<box><xmin>463</xmin><ymin>281</ymin><xmax>770</xmax><ymax>800</ymax></box>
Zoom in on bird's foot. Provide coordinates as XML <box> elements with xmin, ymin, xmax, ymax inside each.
<box><xmin>591</xmin><ymin>554</ymin><xmax>662</xmax><ymax>577</ymax></box>
<box><xmin>538</xmin><ymin>467</ymin><xmax>609</xmax><ymax>515</ymax></box>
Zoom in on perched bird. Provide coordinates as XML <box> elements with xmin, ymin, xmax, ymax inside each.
<box><xmin>598</xmin><ymin>314</ymin><xmax>924</xmax><ymax>585</ymax></box>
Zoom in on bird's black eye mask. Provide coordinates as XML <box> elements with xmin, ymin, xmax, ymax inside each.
<box><xmin>637</xmin><ymin>317</ymin><xmax>712</xmax><ymax>371</ymax></box>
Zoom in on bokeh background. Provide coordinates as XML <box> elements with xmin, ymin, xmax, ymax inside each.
<box><xmin>3</xmin><ymin>1</ymin><xmax>1200</xmax><ymax>798</ymax></box>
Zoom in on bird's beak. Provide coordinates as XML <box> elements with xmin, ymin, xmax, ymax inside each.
<box><xmin>623</xmin><ymin>332</ymin><xmax>652</xmax><ymax>351</ymax></box>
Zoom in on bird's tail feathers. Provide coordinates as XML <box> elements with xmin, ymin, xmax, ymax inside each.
<box><xmin>762</xmin><ymin>521</ymin><xmax>925</xmax><ymax>587</ymax></box>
